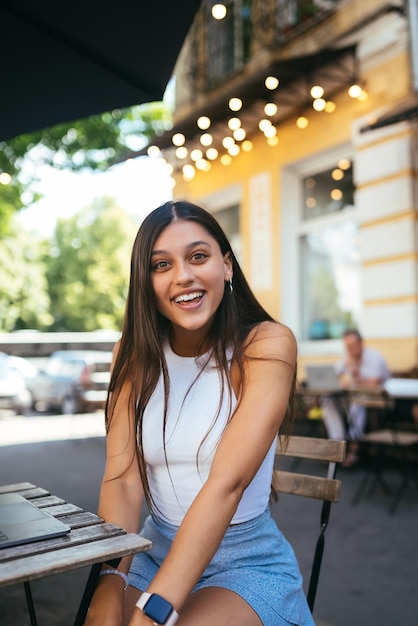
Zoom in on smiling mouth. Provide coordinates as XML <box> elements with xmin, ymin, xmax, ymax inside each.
<box><xmin>174</xmin><ymin>291</ymin><xmax>204</xmax><ymax>304</ymax></box>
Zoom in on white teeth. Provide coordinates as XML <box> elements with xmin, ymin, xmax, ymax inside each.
<box><xmin>174</xmin><ymin>291</ymin><xmax>203</xmax><ymax>303</ymax></box>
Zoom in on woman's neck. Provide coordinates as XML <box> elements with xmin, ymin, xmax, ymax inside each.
<box><xmin>169</xmin><ymin>328</ymin><xmax>211</xmax><ymax>357</ymax></box>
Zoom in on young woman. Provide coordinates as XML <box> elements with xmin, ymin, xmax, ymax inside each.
<box><xmin>85</xmin><ymin>201</ymin><xmax>314</xmax><ymax>626</ymax></box>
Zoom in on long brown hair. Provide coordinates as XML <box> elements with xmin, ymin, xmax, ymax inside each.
<box><xmin>106</xmin><ymin>200</ymin><xmax>295</xmax><ymax>514</ymax></box>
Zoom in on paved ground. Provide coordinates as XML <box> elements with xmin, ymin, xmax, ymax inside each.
<box><xmin>1</xmin><ymin>411</ymin><xmax>417</xmax><ymax>625</ymax></box>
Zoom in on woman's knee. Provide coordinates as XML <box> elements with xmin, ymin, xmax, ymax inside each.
<box><xmin>178</xmin><ymin>587</ymin><xmax>262</xmax><ymax>626</ymax></box>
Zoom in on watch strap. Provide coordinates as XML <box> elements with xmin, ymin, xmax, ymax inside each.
<box><xmin>136</xmin><ymin>592</ymin><xmax>179</xmax><ymax>626</ymax></box>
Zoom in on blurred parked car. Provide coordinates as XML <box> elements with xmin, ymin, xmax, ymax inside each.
<box><xmin>28</xmin><ymin>350</ymin><xmax>113</xmax><ymax>414</ymax></box>
<box><xmin>0</xmin><ymin>353</ymin><xmax>36</xmax><ymax>415</ymax></box>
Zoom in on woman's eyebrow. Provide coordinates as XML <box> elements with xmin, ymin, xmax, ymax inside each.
<box><xmin>151</xmin><ymin>241</ymin><xmax>212</xmax><ymax>256</ymax></box>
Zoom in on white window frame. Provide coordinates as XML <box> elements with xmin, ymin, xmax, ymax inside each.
<box><xmin>280</xmin><ymin>143</ymin><xmax>358</xmax><ymax>358</ymax></box>
<box><xmin>200</xmin><ymin>183</ymin><xmax>243</xmax><ymax>264</ymax></box>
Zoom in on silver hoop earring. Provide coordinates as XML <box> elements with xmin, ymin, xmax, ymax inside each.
<box><xmin>229</xmin><ymin>277</ymin><xmax>233</xmax><ymax>293</ymax></box>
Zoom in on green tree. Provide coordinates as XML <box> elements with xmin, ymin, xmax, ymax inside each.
<box><xmin>46</xmin><ymin>199</ymin><xmax>136</xmax><ymax>331</ymax></box>
<box><xmin>0</xmin><ymin>223</ymin><xmax>52</xmax><ymax>331</ymax></box>
<box><xmin>0</xmin><ymin>101</ymin><xmax>172</xmax><ymax>234</ymax></box>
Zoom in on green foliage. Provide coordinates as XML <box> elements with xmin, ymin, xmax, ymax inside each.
<box><xmin>46</xmin><ymin>199</ymin><xmax>136</xmax><ymax>331</ymax></box>
<box><xmin>0</xmin><ymin>101</ymin><xmax>172</xmax><ymax>221</ymax></box>
<box><xmin>0</xmin><ymin>223</ymin><xmax>52</xmax><ymax>331</ymax></box>
<box><xmin>0</xmin><ymin>177</ymin><xmax>24</xmax><ymax>238</ymax></box>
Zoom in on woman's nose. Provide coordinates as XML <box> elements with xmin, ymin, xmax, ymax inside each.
<box><xmin>174</xmin><ymin>261</ymin><xmax>194</xmax><ymax>284</ymax></box>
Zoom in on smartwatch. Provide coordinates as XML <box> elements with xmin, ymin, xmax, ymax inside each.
<box><xmin>136</xmin><ymin>592</ymin><xmax>179</xmax><ymax>626</ymax></box>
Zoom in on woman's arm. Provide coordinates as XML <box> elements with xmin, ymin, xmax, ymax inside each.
<box><xmin>129</xmin><ymin>321</ymin><xmax>297</xmax><ymax>625</ymax></box>
<box><xmin>85</xmin><ymin>345</ymin><xmax>144</xmax><ymax>625</ymax></box>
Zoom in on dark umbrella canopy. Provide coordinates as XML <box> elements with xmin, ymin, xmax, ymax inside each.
<box><xmin>0</xmin><ymin>0</ymin><xmax>202</xmax><ymax>141</ymax></box>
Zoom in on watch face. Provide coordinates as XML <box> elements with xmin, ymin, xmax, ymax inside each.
<box><xmin>143</xmin><ymin>594</ymin><xmax>173</xmax><ymax>624</ymax></box>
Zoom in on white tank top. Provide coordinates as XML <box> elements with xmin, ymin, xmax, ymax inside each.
<box><xmin>142</xmin><ymin>340</ymin><xmax>276</xmax><ymax>525</ymax></box>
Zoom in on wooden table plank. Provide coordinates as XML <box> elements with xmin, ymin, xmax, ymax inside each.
<box><xmin>41</xmin><ymin>503</ymin><xmax>83</xmax><ymax>516</ymax></box>
<box><xmin>17</xmin><ymin>487</ymin><xmax>51</xmax><ymax>499</ymax></box>
<box><xmin>0</xmin><ymin>485</ymin><xmax>52</xmax><ymax>499</ymax></box>
<box><xmin>0</xmin><ymin>533</ymin><xmax>152</xmax><ymax>586</ymax></box>
<box><xmin>0</xmin><ymin>482</ymin><xmax>37</xmax><ymax>494</ymax></box>
<box><xmin>57</xmin><ymin>511</ymin><xmax>103</xmax><ymax>529</ymax></box>
<box><xmin>0</xmin><ymin>523</ymin><xmax>128</xmax><ymax>563</ymax></box>
<box><xmin>30</xmin><ymin>495</ymin><xmax>66</xmax><ymax>507</ymax></box>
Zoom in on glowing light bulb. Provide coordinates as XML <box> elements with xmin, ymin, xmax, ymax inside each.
<box><xmin>331</xmin><ymin>189</ymin><xmax>343</xmax><ymax>201</ymax></box>
<box><xmin>221</xmin><ymin>154</ymin><xmax>232</xmax><ymax>165</ymax></box>
<box><xmin>233</xmin><ymin>128</ymin><xmax>246</xmax><ymax>141</ymax></box>
<box><xmin>197</xmin><ymin>116</ymin><xmax>211</xmax><ymax>130</ymax></box>
<box><xmin>310</xmin><ymin>85</ymin><xmax>324</xmax><ymax>99</ymax></box>
<box><xmin>264</xmin><ymin>125</ymin><xmax>277</xmax><ymax>138</ymax></box>
<box><xmin>0</xmin><ymin>172</ymin><xmax>11</xmax><ymax>185</ymax></box>
<box><xmin>212</xmin><ymin>4</ymin><xmax>227</xmax><ymax>19</ymax></box>
<box><xmin>338</xmin><ymin>158</ymin><xmax>351</xmax><ymax>170</ymax></box>
<box><xmin>182</xmin><ymin>164</ymin><xmax>195</xmax><ymax>180</ymax></box>
<box><xmin>172</xmin><ymin>133</ymin><xmax>185</xmax><ymax>146</ymax></box>
<box><xmin>312</xmin><ymin>98</ymin><xmax>326</xmax><ymax>111</ymax></box>
<box><xmin>228</xmin><ymin>117</ymin><xmax>241</xmax><ymax>130</ymax></box>
<box><xmin>200</xmin><ymin>133</ymin><xmax>213</xmax><ymax>146</ymax></box>
<box><xmin>229</xmin><ymin>97</ymin><xmax>242</xmax><ymax>111</ymax></box>
<box><xmin>264</xmin><ymin>102</ymin><xmax>278</xmax><ymax>116</ymax></box>
<box><xmin>222</xmin><ymin>136</ymin><xmax>235</xmax><ymax>149</ymax></box>
<box><xmin>228</xmin><ymin>144</ymin><xmax>240</xmax><ymax>156</ymax></box>
<box><xmin>265</xmin><ymin>76</ymin><xmax>279</xmax><ymax>90</ymax></box>
<box><xmin>196</xmin><ymin>159</ymin><xmax>211</xmax><ymax>171</ymax></box>
<box><xmin>259</xmin><ymin>119</ymin><xmax>272</xmax><ymax>132</ymax></box>
<box><xmin>147</xmin><ymin>145</ymin><xmax>160</xmax><ymax>158</ymax></box>
<box><xmin>190</xmin><ymin>148</ymin><xmax>203</xmax><ymax>161</ymax></box>
<box><xmin>332</xmin><ymin>168</ymin><xmax>344</xmax><ymax>181</ymax></box>
<box><xmin>296</xmin><ymin>116</ymin><xmax>309</xmax><ymax>129</ymax></box>
<box><xmin>325</xmin><ymin>101</ymin><xmax>336</xmax><ymax>113</ymax></box>
<box><xmin>206</xmin><ymin>148</ymin><xmax>219</xmax><ymax>160</ymax></box>
<box><xmin>348</xmin><ymin>84</ymin><xmax>362</xmax><ymax>99</ymax></box>
<box><xmin>175</xmin><ymin>146</ymin><xmax>188</xmax><ymax>159</ymax></box>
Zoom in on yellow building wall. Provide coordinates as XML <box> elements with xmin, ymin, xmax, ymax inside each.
<box><xmin>173</xmin><ymin>46</ymin><xmax>418</xmax><ymax>372</ymax></box>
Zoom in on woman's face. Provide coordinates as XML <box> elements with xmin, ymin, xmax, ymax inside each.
<box><xmin>150</xmin><ymin>218</ymin><xmax>232</xmax><ymax>355</ymax></box>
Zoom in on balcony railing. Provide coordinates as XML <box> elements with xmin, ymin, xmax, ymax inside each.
<box><xmin>254</xmin><ymin>0</ymin><xmax>339</xmax><ymax>47</ymax></box>
<box><xmin>187</xmin><ymin>0</ymin><xmax>339</xmax><ymax>92</ymax></box>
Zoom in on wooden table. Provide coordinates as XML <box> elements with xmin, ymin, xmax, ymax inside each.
<box><xmin>296</xmin><ymin>385</ymin><xmax>395</xmax><ymax>437</ymax></box>
<box><xmin>0</xmin><ymin>482</ymin><xmax>152</xmax><ymax>625</ymax></box>
<box><xmin>296</xmin><ymin>386</ymin><xmax>351</xmax><ymax>438</ymax></box>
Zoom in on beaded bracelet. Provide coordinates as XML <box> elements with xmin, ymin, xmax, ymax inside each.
<box><xmin>99</xmin><ymin>568</ymin><xmax>129</xmax><ymax>590</ymax></box>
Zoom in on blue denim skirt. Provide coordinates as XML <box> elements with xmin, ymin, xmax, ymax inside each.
<box><xmin>128</xmin><ymin>508</ymin><xmax>315</xmax><ymax>626</ymax></box>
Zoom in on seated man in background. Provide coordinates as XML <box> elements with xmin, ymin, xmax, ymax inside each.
<box><xmin>322</xmin><ymin>329</ymin><xmax>391</xmax><ymax>467</ymax></box>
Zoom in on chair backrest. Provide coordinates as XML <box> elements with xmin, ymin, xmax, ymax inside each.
<box><xmin>273</xmin><ymin>435</ymin><xmax>346</xmax><ymax>612</ymax></box>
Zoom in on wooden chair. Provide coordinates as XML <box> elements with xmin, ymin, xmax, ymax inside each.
<box><xmin>352</xmin><ymin>385</ymin><xmax>418</xmax><ymax>514</ymax></box>
<box><xmin>273</xmin><ymin>435</ymin><xmax>346</xmax><ymax>612</ymax></box>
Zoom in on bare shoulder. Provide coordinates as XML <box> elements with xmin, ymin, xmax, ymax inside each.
<box><xmin>243</xmin><ymin>321</ymin><xmax>297</xmax><ymax>367</ymax></box>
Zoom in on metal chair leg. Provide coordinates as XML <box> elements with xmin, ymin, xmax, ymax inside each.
<box><xmin>73</xmin><ymin>563</ymin><xmax>102</xmax><ymax>626</ymax></box>
<box><xmin>24</xmin><ymin>581</ymin><xmax>38</xmax><ymax>626</ymax></box>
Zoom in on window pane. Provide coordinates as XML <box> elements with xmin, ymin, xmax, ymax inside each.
<box><xmin>303</xmin><ymin>160</ymin><xmax>354</xmax><ymax>219</ymax></box>
<box><xmin>214</xmin><ymin>204</ymin><xmax>242</xmax><ymax>264</ymax></box>
<box><xmin>301</xmin><ymin>220</ymin><xmax>360</xmax><ymax>340</ymax></box>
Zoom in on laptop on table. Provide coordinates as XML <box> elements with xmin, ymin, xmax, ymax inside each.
<box><xmin>0</xmin><ymin>492</ymin><xmax>71</xmax><ymax>549</ymax></box>
<box><xmin>305</xmin><ymin>364</ymin><xmax>342</xmax><ymax>393</ymax></box>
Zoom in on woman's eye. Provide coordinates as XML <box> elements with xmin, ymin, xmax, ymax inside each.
<box><xmin>191</xmin><ymin>252</ymin><xmax>207</xmax><ymax>261</ymax></box>
<box><xmin>153</xmin><ymin>260</ymin><xmax>169</xmax><ymax>270</ymax></box>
